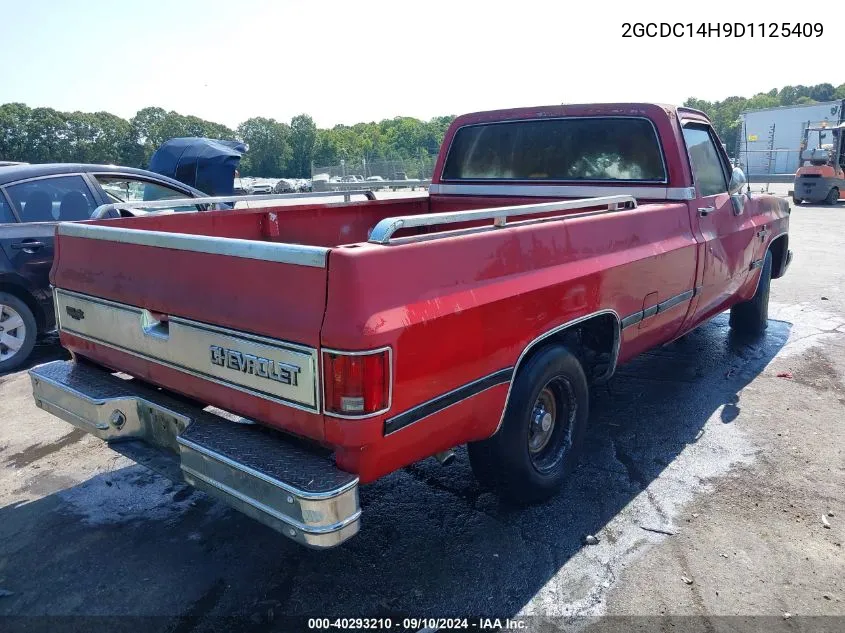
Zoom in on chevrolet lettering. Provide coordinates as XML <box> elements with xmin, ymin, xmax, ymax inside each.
<box><xmin>210</xmin><ymin>345</ymin><xmax>301</xmax><ymax>386</ymax></box>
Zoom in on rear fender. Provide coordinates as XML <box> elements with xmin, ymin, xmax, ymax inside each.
<box><xmin>492</xmin><ymin>309</ymin><xmax>621</xmax><ymax>435</ymax></box>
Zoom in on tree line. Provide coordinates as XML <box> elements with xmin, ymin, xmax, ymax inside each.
<box><xmin>2</xmin><ymin>82</ymin><xmax>843</xmax><ymax>177</ymax></box>
<box><xmin>0</xmin><ymin>103</ymin><xmax>456</xmax><ymax>178</ymax></box>
<box><xmin>685</xmin><ymin>83</ymin><xmax>845</xmax><ymax>155</ymax></box>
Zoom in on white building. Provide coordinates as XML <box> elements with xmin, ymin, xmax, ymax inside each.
<box><xmin>738</xmin><ymin>100</ymin><xmax>844</xmax><ymax>177</ymax></box>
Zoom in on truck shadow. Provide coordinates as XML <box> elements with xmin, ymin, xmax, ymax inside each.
<box><xmin>0</xmin><ymin>314</ymin><xmax>790</xmax><ymax>627</ymax></box>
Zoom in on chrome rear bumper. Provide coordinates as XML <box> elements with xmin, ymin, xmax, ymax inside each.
<box><xmin>29</xmin><ymin>360</ymin><xmax>360</xmax><ymax>549</ymax></box>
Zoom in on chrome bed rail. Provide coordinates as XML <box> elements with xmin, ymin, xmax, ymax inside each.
<box><xmin>367</xmin><ymin>194</ymin><xmax>637</xmax><ymax>245</ymax></box>
<box><xmin>91</xmin><ymin>189</ymin><xmax>378</xmax><ymax>219</ymax></box>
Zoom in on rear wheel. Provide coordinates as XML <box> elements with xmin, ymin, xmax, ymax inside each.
<box><xmin>0</xmin><ymin>293</ymin><xmax>38</xmax><ymax>373</ymax></box>
<box><xmin>468</xmin><ymin>345</ymin><xmax>589</xmax><ymax>503</ymax></box>
<box><xmin>792</xmin><ymin>194</ymin><xmax>803</xmax><ymax>205</ymax></box>
<box><xmin>825</xmin><ymin>187</ymin><xmax>840</xmax><ymax>205</ymax></box>
<box><xmin>729</xmin><ymin>250</ymin><xmax>772</xmax><ymax>335</ymax></box>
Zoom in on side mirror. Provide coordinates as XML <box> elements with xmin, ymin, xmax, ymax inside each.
<box><xmin>728</xmin><ymin>167</ymin><xmax>748</xmax><ymax>216</ymax></box>
<box><xmin>728</xmin><ymin>167</ymin><xmax>747</xmax><ymax>195</ymax></box>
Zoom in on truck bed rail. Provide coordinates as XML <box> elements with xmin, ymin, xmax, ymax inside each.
<box><xmin>367</xmin><ymin>194</ymin><xmax>637</xmax><ymax>245</ymax></box>
<box><xmin>91</xmin><ymin>190</ymin><xmax>378</xmax><ymax>219</ymax></box>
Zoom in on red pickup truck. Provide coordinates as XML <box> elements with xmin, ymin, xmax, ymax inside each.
<box><xmin>30</xmin><ymin>103</ymin><xmax>791</xmax><ymax>548</ymax></box>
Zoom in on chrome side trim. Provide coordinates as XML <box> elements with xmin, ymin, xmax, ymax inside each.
<box><xmin>494</xmin><ymin>309</ymin><xmax>621</xmax><ymax>435</ymax></box>
<box><xmin>429</xmin><ymin>183</ymin><xmax>696</xmax><ymax>201</ymax></box>
<box><xmin>91</xmin><ymin>190</ymin><xmax>377</xmax><ymax>219</ymax></box>
<box><xmin>383</xmin><ymin>368</ymin><xmax>513</xmax><ymax>435</ymax></box>
<box><xmin>320</xmin><ymin>346</ymin><xmax>394</xmax><ymax>419</ymax></box>
<box><xmin>57</xmin><ymin>222</ymin><xmax>329</xmax><ymax>268</ymax></box>
<box><xmin>369</xmin><ymin>195</ymin><xmax>637</xmax><ymax>245</ymax></box>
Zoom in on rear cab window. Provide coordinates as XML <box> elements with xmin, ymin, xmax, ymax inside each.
<box><xmin>5</xmin><ymin>175</ymin><xmax>97</xmax><ymax>222</ymax></box>
<box><xmin>442</xmin><ymin>117</ymin><xmax>667</xmax><ymax>182</ymax></box>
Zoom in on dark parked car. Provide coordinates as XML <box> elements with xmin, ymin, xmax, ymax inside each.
<box><xmin>0</xmin><ymin>163</ymin><xmax>206</xmax><ymax>372</ymax></box>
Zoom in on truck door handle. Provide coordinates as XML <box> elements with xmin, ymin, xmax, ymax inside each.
<box><xmin>11</xmin><ymin>240</ymin><xmax>44</xmax><ymax>251</ymax></box>
<box><xmin>698</xmin><ymin>206</ymin><xmax>716</xmax><ymax>217</ymax></box>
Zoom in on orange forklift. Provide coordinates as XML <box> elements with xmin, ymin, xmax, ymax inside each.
<box><xmin>792</xmin><ymin>122</ymin><xmax>845</xmax><ymax>205</ymax></box>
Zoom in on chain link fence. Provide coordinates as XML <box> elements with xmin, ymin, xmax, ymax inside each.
<box><xmin>312</xmin><ymin>156</ymin><xmax>436</xmax><ymax>181</ymax></box>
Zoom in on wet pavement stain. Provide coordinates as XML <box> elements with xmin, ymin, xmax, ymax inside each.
<box><xmin>4</xmin><ymin>428</ymin><xmax>87</xmax><ymax>468</ymax></box>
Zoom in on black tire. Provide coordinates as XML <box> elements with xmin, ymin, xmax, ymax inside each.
<box><xmin>792</xmin><ymin>194</ymin><xmax>802</xmax><ymax>205</ymax></box>
<box><xmin>468</xmin><ymin>345</ymin><xmax>589</xmax><ymax>503</ymax></box>
<box><xmin>825</xmin><ymin>187</ymin><xmax>840</xmax><ymax>205</ymax></box>
<box><xmin>0</xmin><ymin>292</ymin><xmax>38</xmax><ymax>373</ymax></box>
<box><xmin>729</xmin><ymin>250</ymin><xmax>772</xmax><ymax>335</ymax></box>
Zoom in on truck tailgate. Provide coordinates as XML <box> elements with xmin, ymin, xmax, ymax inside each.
<box><xmin>51</xmin><ymin>222</ymin><xmax>328</xmax><ymax>439</ymax></box>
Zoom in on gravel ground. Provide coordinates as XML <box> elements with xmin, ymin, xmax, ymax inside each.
<box><xmin>0</xmin><ymin>194</ymin><xmax>842</xmax><ymax>632</ymax></box>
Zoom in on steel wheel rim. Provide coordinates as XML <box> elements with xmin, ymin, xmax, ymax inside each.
<box><xmin>0</xmin><ymin>304</ymin><xmax>26</xmax><ymax>361</ymax></box>
<box><xmin>529</xmin><ymin>386</ymin><xmax>557</xmax><ymax>454</ymax></box>
<box><xmin>528</xmin><ymin>376</ymin><xmax>576</xmax><ymax>472</ymax></box>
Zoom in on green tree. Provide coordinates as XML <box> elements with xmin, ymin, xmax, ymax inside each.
<box><xmin>809</xmin><ymin>83</ymin><xmax>835</xmax><ymax>102</ymax></box>
<box><xmin>62</xmin><ymin>111</ymin><xmax>133</xmax><ymax>164</ymax></box>
<box><xmin>0</xmin><ymin>102</ymin><xmax>31</xmax><ymax>161</ymax></box>
<box><xmin>313</xmin><ymin>130</ymin><xmax>340</xmax><ymax>167</ymax></box>
<box><xmin>289</xmin><ymin>114</ymin><xmax>317</xmax><ymax>178</ymax></box>
<box><xmin>26</xmin><ymin>107</ymin><xmax>68</xmax><ymax>163</ymax></box>
<box><xmin>237</xmin><ymin>117</ymin><xmax>291</xmax><ymax>177</ymax></box>
<box><xmin>129</xmin><ymin>106</ymin><xmax>170</xmax><ymax>164</ymax></box>
<box><xmin>2</xmin><ymin>83</ymin><xmax>838</xmax><ymax>174</ymax></box>
<box><xmin>778</xmin><ymin>86</ymin><xmax>799</xmax><ymax>106</ymax></box>
<box><xmin>126</xmin><ymin>107</ymin><xmax>236</xmax><ymax>167</ymax></box>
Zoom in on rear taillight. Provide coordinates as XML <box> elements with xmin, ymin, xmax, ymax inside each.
<box><xmin>322</xmin><ymin>348</ymin><xmax>391</xmax><ymax>416</ymax></box>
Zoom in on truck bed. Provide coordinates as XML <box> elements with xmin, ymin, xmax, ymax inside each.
<box><xmin>91</xmin><ymin>196</ymin><xmax>433</xmax><ymax>247</ymax></box>
<box><xmin>51</xmin><ymin>192</ymin><xmax>677</xmax><ymax>474</ymax></box>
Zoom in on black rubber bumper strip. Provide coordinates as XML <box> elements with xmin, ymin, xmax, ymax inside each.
<box><xmin>657</xmin><ymin>289</ymin><xmax>694</xmax><ymax>313</ymax></box>
<box><xmin>384</xmin><ymin>367</ymin><xmax>514</xmax><ymax>435</ymax></box>
<box><xmin>621</xmin><ymin>288</ymin><xmax>697</xmax><ymax>330</ymax></box>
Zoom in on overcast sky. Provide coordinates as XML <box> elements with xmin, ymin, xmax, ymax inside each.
<box><xmin>0</xmin><ymin>0</ymin><xmax>841</xmax><ymax>128</ymax></box>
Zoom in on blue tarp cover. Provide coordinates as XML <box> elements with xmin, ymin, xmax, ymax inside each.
<box><xmin>148</xmin><ymin>137</ymin><xmax>246</xmax><ymax>197</ymax></box>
